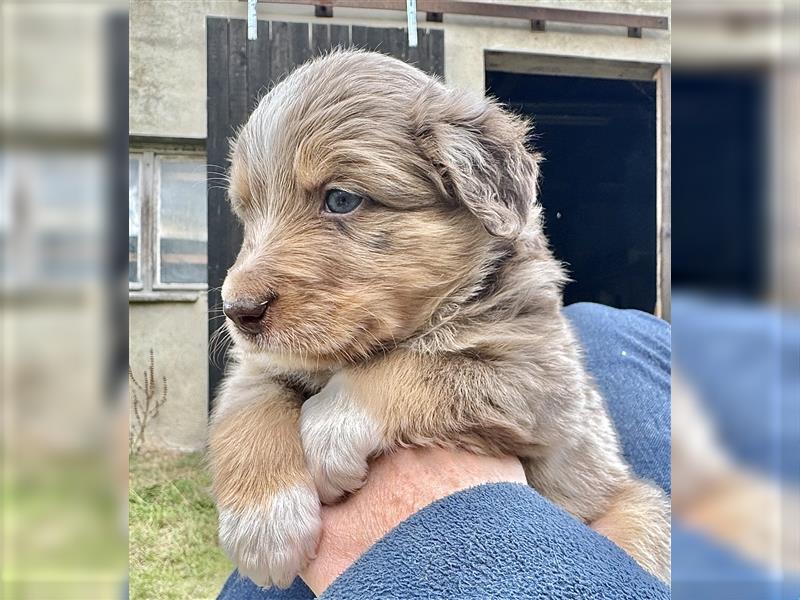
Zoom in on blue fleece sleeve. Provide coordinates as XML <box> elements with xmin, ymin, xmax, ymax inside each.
<box><xmin>218</xmin><ymin>573</ymin><xmax>314</xmax><ymax>600</ymax></box>
<box><xmin>563</xmin><ymin>302</ymin><xmax>671</xmax><ymax>494</ymax></box>
<box><xmin>320</xmin><ymin>482</ymin><xmax>667</xmax><ymax>600</ymax></box>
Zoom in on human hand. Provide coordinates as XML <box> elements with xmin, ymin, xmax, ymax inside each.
<box><xmin>300</xmin><ymin>446</ymin><xmax>527</xmax><ymax>595</ymax></box>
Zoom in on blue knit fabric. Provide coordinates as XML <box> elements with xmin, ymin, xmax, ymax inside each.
<box><xmin>672</xmin><ymin>293</ymin><xmax>800</xmax><ymax>484</ymax></box>
<box><xmin>218</xmin><ymin>303</ymin><xmax>671</xmax><ymax>599</ymax></box>
<box><xmin>671</xmin><ymin>293</ymin><xmax>800</xmax><ymax>600</ymax></box>
<box><xmin>218</xmin><ymin>574</ymin><xmax>313</xmax><ymax>600</ymax></box>
<box><xmin>564</xmin><ymin>302</ymin><xmax>671</xmax><ymax>495</ymax></box>
<box><xmin>321</xmin><ymin>482</ymin><xmax>667</xmax><ymax>600</ymax></box>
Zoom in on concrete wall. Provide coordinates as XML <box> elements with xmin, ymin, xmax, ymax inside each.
<box><xmin>129</xmin><ymin>297</ymin><xmax>209</xmax><ymax>452</ymax></box>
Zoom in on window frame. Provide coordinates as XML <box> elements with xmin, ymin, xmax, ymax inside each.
<box><xmin>129</xmin><ymin>143</ymin><xmax>207</xmax><ymax>302</ymax></box>
<box><xmin>153</xmin><ymin>153</ymin><xmax>209</xmax><ymax>292</ymax></box>
<box><xmin>129</xmin><ymin>154</ymin><xmax>144</xmax><ymax>291</ymax></box>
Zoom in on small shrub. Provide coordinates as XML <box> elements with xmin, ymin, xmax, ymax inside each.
<box><xmin>129</xmin><ymin>349</ymin><xmax>168</xmax><ymax>455</ymax></box>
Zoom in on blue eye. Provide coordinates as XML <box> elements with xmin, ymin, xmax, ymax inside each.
<box><xmin>324</xmin><ymin>189</ymin><xmax>363</xmax><ymax>214</ymax></box>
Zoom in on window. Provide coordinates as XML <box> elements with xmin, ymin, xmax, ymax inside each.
<box><xmin>129</xmin><ymin>148</ymin><xmax>207</xmax><ymax>298</ymax></box>
<box><xmin>157</xmin><ymin>158</ymin><xmax>207</xmax><ymax>285</ymax></box>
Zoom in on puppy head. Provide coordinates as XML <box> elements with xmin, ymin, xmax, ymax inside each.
<box><xmin>222</xmin><ymin>50</ymin><xmax>541</xmax><ymax>368</ymax></box>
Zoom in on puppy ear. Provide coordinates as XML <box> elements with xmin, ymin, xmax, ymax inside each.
<box><xmin>415</xmin><ymin>90</ymin><xmax>541</xmax><ymax>239</ymax></box>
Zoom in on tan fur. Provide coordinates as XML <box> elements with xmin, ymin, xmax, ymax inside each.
<box><xmin>209</xmin><ymin>377</ymin><xmax>310</xmax><ymax>509</ymax></box>
<box><xmin>591</xmin><ymin>480</ymin><xmax>671</xmax><ymax>581</ymax></box>
<box><xmin>210</xmin><ymin>49</ymin><xmax>671</xmax><ymax>587</ymax></box>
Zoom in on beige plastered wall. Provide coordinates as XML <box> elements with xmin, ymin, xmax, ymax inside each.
<box><xmin>129</xmin><ymin>297</ymin><xmax>210</xmax><ymax>452</ymax></box>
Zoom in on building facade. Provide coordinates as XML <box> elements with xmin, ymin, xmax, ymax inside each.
<box><xmin>129</xmin><ymin>0</ymin><xmax>671</xmax><ymax>451</ymax></box>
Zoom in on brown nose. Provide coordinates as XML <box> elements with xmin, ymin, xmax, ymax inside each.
<box><xmin>223</xmin><ymin>298</ymin><xmax>271</xmax><ymax>335</ymax></box>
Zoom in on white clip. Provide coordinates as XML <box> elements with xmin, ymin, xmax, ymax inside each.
<box><xmin>247</xmin><ymin>0</ymin><xmax>257</xmax><ymax>40</ymax></box>
<box><xmin>407</xmin><ymin>0</ymin><xmax>418</xmax><ymax>47</ymax></box>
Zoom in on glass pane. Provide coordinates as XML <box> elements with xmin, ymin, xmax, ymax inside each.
<box><xmin>158</xmin><ymin>158</ymin><xmax>207</xmax><ymax>284</ymax></box>
<box><xmin>129</xmin><ymin>156</ymin><xmax>140</xmax><ymax>283</ymax></box>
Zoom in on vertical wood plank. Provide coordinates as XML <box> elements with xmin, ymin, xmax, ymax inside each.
<box><xmin>247</xmin><ymin>19</ymin><xmax>271</xmax><ymax>110</ymax></box>
<box><xmin>312</xmin><ymin>23</ymin><xmax>330</xmax><ymax>56</ymax></box>
<box><xmin>226</xmin><ymin>18</ymin><xmax>249</xmax><ymax>269</ymax></box>
<box><xmin>381</xmin><ymin>26</ymin><xmax>407</xmax><ymax>62</ymax></box>
<box><xmin>290</xmin><ymin>22</ymin><xmax>312</xmax><ymax>67</ymax></box>
<box><xmin>365</xmin><ymin>25</ymin><xmax>389</xmax><ymax>54</ymax></box>
<box><xmin>206</xmin><ymin>17</ymin><xmax>234</xmax><ymax>410</ymax></box>
<box><xmin>427</xmin><ymin>29</ymin><xmax>445</xmax><ymax>77</ymax></box>
<box><xmin>313</xmin><ymin>23</ymin><xmax>349</xmax><ymax>54</ymax></box>
<box><xmin>215</xmin><ymin>19</ymin><xmax>247</xmax><ymax>406</ymax></box>
<box><xmin>413</xmin><ymin>29</ymin><xmax>445</xmax><ymax>77</ymax></box>
<box><xmin>228</xmin><ymin>19</ymin><xmax>249</xmax><ymax>127</ymax></box>
<box><xmin>329</xmin><ymin>24</ymin><xmax>350</xmax><ymax>49</ymax></box>
<box><xmin>269</xmin><ymin>21</ymin><xmax>292</xmax><ymax>84</ymax></box>
<box><xmin>271</xmin><ymin>21</ymin><xmax>311</xmax><ymax>85</ymax></box>
<box><xmin>408</xmin><ymin>27</ymin><xmax>426</xmax><ymax>72</ymax></box>
<box><xmin>350</xmin><ymin>25</ymin><xmax>370</xmax><ymax>50</ymax></box>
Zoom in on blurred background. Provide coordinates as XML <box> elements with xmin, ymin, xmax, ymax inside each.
<box><xmin>670</xmin><ymin>1</ymin><xmax>800</xmax><ymax>598</ymax></box>
<box><xmin>0</xmin><ymin>0</ymin><xmax>797</xmax><ymax>598</ymax></box>
<box><xmin>1</xmin><ymin>1</ymin><xmax>129</xmax><ymax>599</ymax></box>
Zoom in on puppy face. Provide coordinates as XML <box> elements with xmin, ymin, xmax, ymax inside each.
<box><xmin>222</xmin><ymin>51</ymin><xmax>540</xmax><ymax>369</ymax></box>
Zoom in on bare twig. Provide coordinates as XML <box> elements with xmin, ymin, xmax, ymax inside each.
<box><xmin>129</xmin><ymin>349</ymin><xmax>169</xmax><ymax>455</ymax></box>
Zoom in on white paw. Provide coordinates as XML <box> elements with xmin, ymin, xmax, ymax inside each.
<box><xmin>218</xmin><ymin>484</ymin><xmax>321</xmax><ymax>589</ymax></box>
<box><xmin>300</xmin><ymin>373</ymin><xmax>384</xmax><ymax>504</ymax></box>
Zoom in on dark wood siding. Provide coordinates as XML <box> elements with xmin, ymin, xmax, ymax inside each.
<box><xmin>206</xmin><ymin>18</ymin><xmax>444</xmax><ymax>411</ymax></box>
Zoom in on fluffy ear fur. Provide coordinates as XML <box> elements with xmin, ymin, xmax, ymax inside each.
<box><xmin>414</xmin><ymin>87</ymin><xmax>541</xmax><ymax>239</ymax></box>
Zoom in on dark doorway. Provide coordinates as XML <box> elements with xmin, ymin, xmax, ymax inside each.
<box><xmin>671</xmin><ymin>72</ymin><xmax>766</xmax><ymax>298</ymax></box>
<box><xmin>206</xmin><ymin>17</ymin><xmax>444</xmax><ymax>411</ymax></box>
<box><xmin>486</xmin><ymin>70</ymin><xmax>657</xmax><ymax>311</ymax></box>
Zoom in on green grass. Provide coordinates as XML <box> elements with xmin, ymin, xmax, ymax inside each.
<box><xmin>129</xmin><ymin>451</ymin><xmax>232</xmax><ymax>600</ymax></box>
<box><xmin>2</xmin><ymin>454</ymin><xmax>127</xmax><ymax>599</ymax></box>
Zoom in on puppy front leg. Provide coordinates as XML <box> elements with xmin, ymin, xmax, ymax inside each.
<box><xmin>210</xmin><ymin>379</ymin><xmax>321</xmax><ymax>588</ymax></box>
<box><xmin>300</xmin><ymin>371</ymin><xmax>385</xmax><ymax>504</ymax></box>
<box><xmin>590</xmin><ymin>477</ymin><xmax>671</xmax><ymax>582</ymax></box>
<box><xmin>300</xmin><ymin>351</ymin><xmax>536</xmax><ymax>504</ymax></box>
